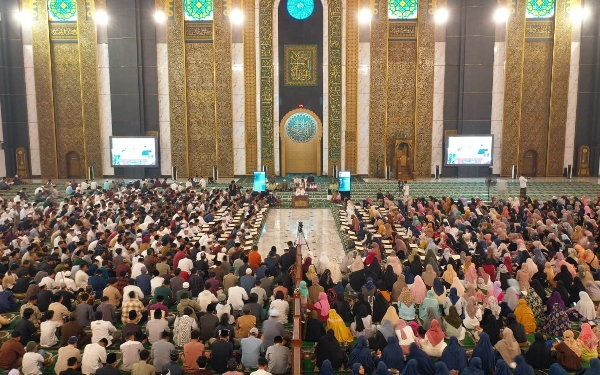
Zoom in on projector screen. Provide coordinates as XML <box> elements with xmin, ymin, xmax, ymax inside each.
<box><xmin>445</xmin><ymin>135</ymin><xmax>493</xmax><ymax>166</ymax></box>
<box><xmin>339</xmin><ymin>171</ymin><xmax>351</xmax><ymax>192</ymax></box>
<box><xmin>110</xmin><ymin>137</ymin><xmax>158</xmax><ymax>167</ymax></box>
<box><xmin>253</xmin><ymin>171</ymin><xmax>266</xmax><ymax>192</ymax></box>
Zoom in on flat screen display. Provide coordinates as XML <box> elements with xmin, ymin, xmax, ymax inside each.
<box><xmin>253</xmin><ymin>171</ymin><xmax>266</xmax><ymax>192</ymax></box>
<box><xmin>445</xmin><ymin>135</ymin><xmax>493</xmax><ymax>166</ymax></box>
<box><xmin>110</xmin><ymin>137</ymin><xmax>158</xmax><ymax>167</ymax></box>
<box><xmin>339</xmin><ymin>171</ymin><xmax>351</xmax><ymax>192</ymax></box>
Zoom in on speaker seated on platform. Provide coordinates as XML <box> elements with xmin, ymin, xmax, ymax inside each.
<box><xmin>171</xmin><ymin>166</ymin><xmax>177</xmax><ymax>181</ymax></box>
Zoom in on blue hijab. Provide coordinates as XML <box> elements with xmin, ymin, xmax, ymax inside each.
<box><xmin>402</xmin><ymin>359</ymin><xmax>420</xmax><ymax>375</ymax></box>
<box><xmin>404</xmin><ymin>267</ymin><xmax>415</xmax><ymax>284</ymax></box>
<box><xmin>472</xmin><ymin>333</ymin><xmax>495</xmax><ymax>375</ymax></box>
<box><xmin>435</xmin><ymin>362</ymin><xmax>451</xmax><ymax>375</ymax></box>
<box><xmin>372</xmin><ymin>362</ymin><xmax>388</xmax><ymax>375</ymax></box>
<box><xmin>462</xmin><ymin>357</ymin><xmax>485</xmax><ymax>375</ymax></box>
<box><xmin>352</xmin><ymin>363</ymin><xmax>363</xmax><ymax>375</ymax></box>
<box><xmin>494</xmin><ymin>360</ymin><xmax>511</xmax><ymax>375</ymax></box>
<box><xmin>406</xmin><ymin>343</ymin><xmax>435</xmax><ymax>375</ymax></box>
<box><xmin>433</xmin><ymin>277</ymin><xmax>445</xmax><ymax>296</ymax></box>
<box><xmin>319</xmin><ymin>360</ymin><xmax>336</xmax><ymax>375</ymax></box>
<box><xmin>513</xmin><ymin>355</ymin><xmax>534</xmax><ymax>375</ymax></box>
<box><xmin>586</xmin><ymin>359</ymin><xmax>600</xmax><ymax>375</ymax></box>
<box><xmin>380</xmin><ymin>336</ymin><xmax>404</xmax><ymax>372</ymax></box>
<box><xmin>348</xmin><ymin>336</ymin><xmax>374</xmax><ymax>372</ymax></box>
<box><xmin>549</xmin><ymin>363</ymin><xmax>569</xmax><ymax>375</ymax></box>
<box><xmin>365</xmin><ymin>277</ymin><xmax>375</xmax><ymax>291</ymax></box>
<box><xmin>441</xmin><ymin>336</ymin><xmax>468</xmax><ymax>372</ymax></box>
<box><xmin>449</xmin><ymin>287</ymin><xmax>460</xmax><ymax>305</ymax></box>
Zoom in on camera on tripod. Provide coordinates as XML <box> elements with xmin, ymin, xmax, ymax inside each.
<box><xmin>298</xmin><ymin>221</ymin><xmax>304</xmax><ymax>233</ymax></box>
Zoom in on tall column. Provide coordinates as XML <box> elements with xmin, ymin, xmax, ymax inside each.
<box><xmin>564</xmin><ymin>9</ymin><xmax>582</xmax><ymax>170</ymax></box>
<box><xmin>431</xmin><ymin>20</ymin><xmax>446</xmax><ymax>175</ymax></box>
<box><xmin>272</xmin><ymin>0</ymin><xmax>280</xmax><ymax>175</ymax></box>
<box><xmin>232</xmin><ymin>18</ymin><xmax>246</xmax><ymax>175</ymax></box>
<box><xmin>155</xmin><ymin>13</ymin><xmax>171</xmax><ymax>177</ymax></box>
<box><xmin>21</xmin><ymin>23</ymin><xmax>40</xmax><ymax>176</ymax></box>
<box><xmin>96</xmin><ymin>1</ymin><xmax>114</xmax><ymax>177</ymax></box>
<box><xmin>491</xmin><ymin>19</ymin><xmax>506</xmax><ymax>175</ymax></box>
<box><xmin>356</xmin><ymin>0</ymin><xmax>370</xmax><ymax>176</ymax></box>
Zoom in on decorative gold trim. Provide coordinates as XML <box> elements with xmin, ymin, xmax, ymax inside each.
<box><xmin>525</xmin><ymin>20</ymin><xmax>554</xmax><ymax>39</ymax></box>
<box><xmin>345</xmin><ymin>0</ymin><xmax>358</xmax><ymax>173</ymax></box>
<box><xmin>284</xmin><ymin>44</ymin><xmax>318</xmax><ymax>86</ymax></box>
<box><xmin>259</xmin><ymin>0</ymin><xmax>274</xmax><ymax>173</ymax></box>
<box><xmin>279</xmin><ymin>108</ymin><xmax>323</xmax><ymax>176</ymax></box>
<box><xmin>185</xmin><ymin>22</ymin><xmax>213</xmax><ymax>41</ymax></box>
<box><xmin>243</xmin><ymin>0</ymin><xmax>257</xmax><ymax>174</ymax></box>
<box><xmin>389</xmin><ymin>21</ymin><xmax>417</xmax><ymax>40</ymax></box>
<box><xmin>146</xmin><ymin>131</ymin><xmax>159</xmax><ymax>137</ymax></box>
<box><xmin>49</xmin><ymin>22</ymin><xmax>78</xmax><ymax>41</ymax></box>
<box><xmin>328</xmin><ymin>0</ymin><xmax>342</xmax><ymax>174</ymax></box>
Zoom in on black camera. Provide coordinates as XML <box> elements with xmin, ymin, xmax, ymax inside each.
<box><xmin>298</xmin><ymin>221</ymin><xmax>303</xmax><ymax>232</ymax></box>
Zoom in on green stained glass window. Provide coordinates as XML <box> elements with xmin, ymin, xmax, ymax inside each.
<box><xmin>389</xmin><ymin>0</ymin><xmax>418</xmax><ymax>19</ymax></box>
<box><xmin>287</xmin><ymin>0</ymin><xmax>315</xmax><ymax>20</ymax></box>
<box><xmin>184</xmin><ymin>0</ymin><xmax>213</xmax><ymax>21</ymax></box>
<box><xmin>526</xmin><ymin>0</ymin><xmax>555</xmax><ymax>18</ymax></box>
<box><xmin>285</xmin><ymin>113</ymin><xmax>317</xmax><ymax>143</ymax></box>
<box><xmin>48</xmin><ymin>0</ymin><xmax>77</xmax><ymax>22</ymax></box>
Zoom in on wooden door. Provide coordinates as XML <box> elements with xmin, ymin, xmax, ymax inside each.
<box><xmin>521</xmin><ymin>150</ymin><xmax>537</xmax><ymax>177</ymax></box>
<box><xmin>66</xmin><ymin>152</ymin><xmax>82</xmax><ymax>178</ymax></box>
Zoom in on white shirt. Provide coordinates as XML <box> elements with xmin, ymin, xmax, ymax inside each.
<box><xmin>75</xmin><ymin>270</ymin><xmax>89</xmax><ymax>288</ymax></box>
<box><xmin>90</xmin><ymin>320</ymin><xmax>117</xmax><ymax>346</ymax></box>
<box><xmin>178</xmin><ymin>258</ymin><xmax>194</xmax><ymax>274</ymax></box>
<box><xmin>150</xmin><ymin>277</ymin><xmax>164</xmax><ymax>296</ymax></box>
<box><xmin>22</xmin><ymin>352</ymin><xmax>45</xmax><ymax>375</ymax></box>
<box><xmin>120</xmin><ymin>340</ymin><xmax>144</xmax><ymax>371</ymax></box>
<box><xmin>519</xmin><ymin>175</ymin><xmax>527</xmax><ymax>189</ymax></box>
<box><xmin>130</xmin><ymin>262</ymin><xmax>145</xmax><ymax>279</ymax></box>
<box><xmin>40</xmin><ymin>320</ymin><xmax>61</xmax><ymax>347</ymax></box>
<box><xmin>40</xmin><ymin>276</ymin><xmax>56</xmax><ymax>290</ymax></box>
<box><xmin>82</xmin><ymin>343</ymin><xmax>107</xmax><ymax>375</ymax></box>
<box><xmin>227</xmin><ymin>286</ymin><xmax>249</xmax><ymax>310</ymax></box>
<box><xmin>197</xmin><ymin>290</ymin><xmax>218</xmax><ymax>312</ymax></box>
<box><xmin>123</xmin><ymin>285</ymin><xmax>144</xmax><ymax>302</ymax></box>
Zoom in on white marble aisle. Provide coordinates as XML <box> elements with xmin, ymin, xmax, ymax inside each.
<box><xmin>257</xmin><ymin>209</ymin><xmax>346</xmax><ymax>262</ymax></box>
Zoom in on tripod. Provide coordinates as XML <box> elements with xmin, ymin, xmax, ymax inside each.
<box><xmin>294</xmin><ymin>226</ymin><xmax>311</xmax><ymax>253</ymax></box>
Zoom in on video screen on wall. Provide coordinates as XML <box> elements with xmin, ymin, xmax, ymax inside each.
<box><xmin>253</xmin><ymin>171</ymin><xmax>266</xmax><ymax>192</ymax></box>
<box><xmin>110</xmin><ymin>137</ymin><xmax>158</xmax><ymax>167</ymax></box>
<box><xmin>445</xmin><ymin>135</ymin><xmax>493</xmax><ymax>166</ymax></box>
<box><xmin>339</xmin><ymin>171</ymin><xmax>351</xmax><ymax>192</ymax></box>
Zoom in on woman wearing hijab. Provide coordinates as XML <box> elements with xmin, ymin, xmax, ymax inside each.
<box><xmin>466</xmin><ymin>264</ymin><xmax>478</xmax><ymax>286</ymax></box>
<box><xmin>325</xmin><ymin>309</ymin><xmax>354</xmax><ymax>343</ymax></box>
<box><xmin>451</xmin><ymin>276</ymin><xmax>466</xmax><ymax>297</ymax></box>
<box><xmin>390</xmin><ymin>273</ymin><xmax>407</xmax><ymax>303</ymax></box>
<box><xmin>586</xmin><ymin>280</ymin><xmax>600</xmax><ymax>301</ymax></box>
<box><xmin>309</xmin><ymin>292</ymin><xmax>331</xmax><ymax>322</ymax></box>
<box><xmin>352</xmin><ymin>363</ymin><xmax>365</xmax><ymax>375</ymax></box>
<box><xmin>306</xmin><ymin>265</ymin><xmax>318</xmax><ymax>285</ymax></box>
<box><xmin>555</xmin><ymin>330</ymin><xmax>582</xmax><ymax>371</ymax></box>
<box><xmin>433</xmin><ymin>277</ymin><xmax>447</xmax><ymax>304</ymax></box>
<box><xmin>576</xmin><ymin>291</ymin><xmax>596</xmax><ymax>320</ymax></box>
<box><xmin>394</xmin><ymin>319</ymin><xmax>416</xmax><ymax>354</ymax></box>
<box><xmin>435</xmin><ymin>362</ymin><xmax>451</xmax><ymax>375</ymax></box>
<box><xmin>404</xmin><ymin>265</ymin><xmax>415</xmax><ymax>284</ymax></box>
<box><xmin>530</xmin><ymin>279</ymin><xmax>547</xmax><ymax>303</ymax></box>
<box><xmin>513</xmin><ymin>299</ymin><xmax>536</xmax><ymax>334</ymax></box>
<box><xmin>420</xmin><ymin>290</ymin><xmax>441</xmax><ymax>321</ymax></box>
<box><xmin>513</xmin><ymin>355</ymin><xmax>534</xmax><ymax>375</ymax></box>
<box><xmin>516</xmin><ymin>266</ymin><xmax>531</xmax><ymax>291</ymax></box>
<box><xmin>494</xmin><ymin>360</ymin><xmax>512</xmax><ymax>375</ymax></box>
<box><xmin>402</xmin><ymin>359</ymin><xmax>420</xmax><ymax>375</ymax></box>
<box><xmin>363</xmin><ymin>277</ymin><xmax>377</xmax><ymax>300</ymax></box>
<box><xmin>347</xmin><ymin>336</ymin><xmax>375</xmax><ymax>373</ymax></box>
<box><xmin>380</xmin><ymin>306</ymin><xmax>399</xmax><ymax>326</ymax></box>
<box><xmin>494</xmin><ymin>328</ymin><xmax>521</xmax><ymax>367</ymax></box>
<box><xmin>422</xmin><ymin>306</ymin><xmax>440</xmax><ymax>331</ymax></box>
<box><xmin>524</xmin><ymin>332</ymin><xmax>551</xmax><ymax>369</ymax></box>
<box><xmin>410</xmin><ymin>275</ymin><xmax>427</xmax><ymax>304</ymax></box>
<box><xmin>441</xmin><ymin>336</ymin><xmax>468</xmax><ymax>374</ymax></box>
<box><xmin>422</xmin><ymin>264</ymin><xmax>437</xmax><ymax>288</ymax></box>
<box><xmin>420</xmin><ymin>319</ymin><xmax>447</xmax><ymax>356</ymax></box>
<box><xmin>371</xmin><ymin>362</ymin><xmax>389</xmax><ymax>375</ymax></box>
<box><xmin>578</xmin><ymin>322</ymin><xmax>599</xmax><ymax>362</ymax></box>
<box><xmin>298</xmin><ymin>280</ymin><xmax>309</xmax><ymax>305</ymax></box>
<box><xmin>473</xmin><ymin>332</ymin><xmax>496</xmax><ymax>375</ymax></box>
<box><xmin>315</xmin><ymin>330</ymin><xmax>347</xmax><ymax>369</ymax></box>
<box><xmin>546</xmin><ymin>291</ymin><xmax>566</xmax><ymax>311</ymax></box>
<box><xmin>555</xmin><ymin>280</ymin><xmax>570</xmax><ymax>306</ymax></box>
<box><xmin>482</xmin><ymin>314</ymin><xmax>502</xmax><ymax>346</ymax></box>
<box><xmin>305</xmin><ymin>310</ymin><xmax>327</xmax><ymax>342</ymax></box>
<box><xmin>351</xmin><ymin>305</ymin><xmax>376</xmax><ymax>339</ymax></box>
<box><xmin>308</xmin><ymin>276</ymin><xmax>324</xmax><ymax>305</ymax></box>
<box><xmin>444</xmin><ymin>287</ymin><xmax>467</xmax><ymax>316</ymax></box>
<box><xmin>493</xmin><ymin>280</ymin><xmax>504</xmax><ymax>302</ymax></box>
<box><xmin>397</xmin><ymin>286</ymin><xmax>416</xmax><ymax>320</ymax></box>
<box><xmin>442</xmin><ymin>264</ymin><xmax>457</xmax><ymax>287</ymax></box>
<box><xmin>584</xmin><ymin>359</ymin><xmax>600</xmax><ymax>375</ymax></box>
<box><xmin>377</xmin><ymin>336</ymin><xmax>404</xmax><ymax>372</ymax></box>
<box><xmin>464</xmin><ymin>296</ymin><xmax>483</xmax><ymax>329</ymax></box>
<box><xmin>546</xmin><ymin>262</ymin><xmax>557</xmax><ymax>288</ymax></box>
<box><xmin>383</xmin><ymin>265</ymin><xmax>397</xmax><ymax>292</ymax></box>
<box><xmin>406</xmin><ymin>342</ymin><xmax>436</xmax><ymax>375</ymax></box>
<box><xmin>319</xmin><ymin>360</ymin><xmax>336</xmax><ymax>375</ymax></box>
<box><xmin>353</xmin><ymin>293</ymin><xmax>373</xmax><ymax>317</ymax></box>
<box><xmin>555</xmin><ymin>264</ymin><xmax>574</xmax><ymax>288</ymax></box>
<box><xmin>377</xmin><ymin>320</ymin><xmax>395</xmax><ymax>343</ymax></box>
<box><xmin>502</xmin><ymin>287</ymin><xmax>520</xmax><ymax>311</ymax></box>
<box><xmin>409</xmin><ymin>253</ymin><xmax>422</xmax><ymax>277</ymax></box>
<box><xmin>462</xmin><ymin>357</ymin><xmax>485</xmax><ymax>375</ymax></box>
<box><xmin>443</xmin><ymin>305</ymin><xmax>466</xmax><ymax>340</ymax></box>
<box><xmin>540</xmin><ymin>302</ymin><xmax>571</xmax><ymax>338</ymax></box>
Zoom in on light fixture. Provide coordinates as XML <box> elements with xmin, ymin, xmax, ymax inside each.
<box><xmin>154</xmin><ymin>10</ymin><xmax>167</xmax><ymax>24</ymax></box>
<box><xmin>16</xmin><ymin>10</ymin><xmax>33</xmax><ymax>26</ymax></box>
<box><xmin>494</xmin><ymin>7</ymin><xmax>509</xmax><ymax>23</ymax></box>
<box><xmin>434</xmin><ymin>8</ymin><xmax>449</xmax><ymax>23</ymax></box>
<box><xmin>569</xmin><ymin>6</ymin><xmax>590</xmax><ymax>23</ymax></box>
<box><xmin>94</xmin><ymin>10</ymin><xmax>109</xmax><ymax>25</ymax></box>
<box><xmin>230</xmin><ymin>8</ymin><xmax>244</xmax><ymax>25</ymax></box>
<box><xmin>358</xmin><ymin>8</ymin><xmax>372</xmax><ymax>24</ymax></box>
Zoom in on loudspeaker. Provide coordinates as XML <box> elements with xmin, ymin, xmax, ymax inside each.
<box><xmin>435</xmin><ymin>165</ymin><xmax>440</xmax><ymax>180</ymax></box>
<box><xmin>511</xmin><ymin>165</ymin><xmax>517</xmax><ymax>179</ymax></box>
<box><xmin>213</xmin><ymin>166</ymin><xmax>218</xmax><ymax>182</ymax></box>
<box><xmin>171</xmin><ymin>166</ymin><xmax>177</xmax><ymax>181</ymax></box>
<box><xmin>386</xmin><ymin>165</ymin><xmax>391</xmax><ymax>180</ymax></box>
<box><xmin>262</xmin><ymin>165</ymin><xmax>268</xmax><ymax>177</ymax></box>
<box><xmin>333</xmin><ymin>164</ymin><xmax>338</xmax><ymax>179</ymax></box>
<box><xmin>88</xmin><ymin>166</ymin><xmax>94</xmax><ymax>181</ymax></box>
<box><xmin>567</xmin><ymin>164</ymin><xmax>573</xmax><ymax>179</ymax></box>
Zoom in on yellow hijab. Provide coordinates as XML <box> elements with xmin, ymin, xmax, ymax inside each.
<box><xmin>326</xmin><ymin>309</ymin><xmax>354</xmax><ymax>343</ymax></box>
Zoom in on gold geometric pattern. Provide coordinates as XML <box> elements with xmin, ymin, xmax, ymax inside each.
<box><xmin>519</xmin><ymin>40</ymin><xmax>553</xmax><ymax>176</ymax></box>
<box><xmin>546</xmin><ymin>0</ymin><xmax>572</xmax><ymax>176</ymax></box>
<box><xmin>76</xmin><ymin>0</ymin><xmax>103</xmax><ymax>178</ymax></box>
<box><xmin>244</xmin><ymin>0</ymin><xmax>257</xmax><ymax>174</ymax></box>
<box><xmin>345</xmin><ymin>0</ymin><xmax>358</xmax><ymax>173</ymax></box>
<box><xmin>284</xmin><ymin>45</ymin><xmax>318</xmax><ymax>86</ymax></box>
<box><xmin>368</xmin><ymin>0</ymin><xmax>388</xmax><ymax>177</ymax></box>
<box><xmin>414</xmin><ymin>0</ymin><xmax>435</xmax><ymax>177</ymax></box>
<box><xmin>501</xmin><ymin>0</ymin><xmax>526</xmax><ymax>177</ymax></box>
<box><xmin>328</xmin><ymin>0</ymin><xmax>342</xmax><ymax>174</ymax></box>
<box><xmin>259</xmin><ymin>0</ymin><xmax>274</xmax><ymax>173</ymax></box>
<box><xmin>214</xmin><ymin>0</ymin><xmax>234</xmax><ymax>177</ymax></box>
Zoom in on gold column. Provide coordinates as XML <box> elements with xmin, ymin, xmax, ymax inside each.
<box><xmin>546</xmin><ymin>0</ymin><xmax>573</xmax><ymax>176</ymax></box>
<box><xmin>77</xmin><ymin>0</ymin><xmax>103</xmax><ymax>178</ymax></box>
<box><xmin>166</xmin><ymin>0</ymin><xmax>189</xmax><ymax>176</ymax></box>
<box><xmin>500</xmin><ymin>0</ymin><xmax>526</xmax><ymax>176</ymax></box>
<box><xmin>413</xmin><ymin>0</ymin><xmax>435</xmax><ymax>177</ymax></box>
<box><xmin>243</xmin><ymin>0</ymin><xmax>257</xmax><ymax>173</ymax></box>
<box><xmin>29</xmin><ymin>0</ymin><xmax>59</xmax><ymax>178</ymax></box>
<box><xmin>345</xmin><ymin>0</ymin><xmax>358</xmax><ymax>173</ymax></box>
<box><xmin>368</xmin><ymin>0</ymin><xmax>388</xmax><ymax>177</ymax></box>
<box><xmin>214</xmin><ymin>0</ymin><xmax>234</xmax><ymax>177</ymax></box>
<box><xmin>328</xmin><ymin>0</ymin><xmax>342</xmax><ymax>174</ymax></box>
<box><xmin>259</xmin><ymin>0</ymin><xmax>274</xmax><ymax>173</ymax></box>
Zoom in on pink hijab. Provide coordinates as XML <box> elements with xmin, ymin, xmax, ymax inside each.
<box><xmin>316</xmin><ymin>292</ymin><xmax>330</xmax><ymax>317</ymax></box>
<box><xmin>466</xmin><ymin>265</ymin><xmax>478</xmax><ymax>285</ymax></box>
<box><xmin>426</xmin><ymin>319</ymin><xmax>445</xmax><ymax>347</ymax></box>
<box><xmin>410</xmin><ymin>276</ymin><xmax>427</xmax><ymax>304</ymax></box>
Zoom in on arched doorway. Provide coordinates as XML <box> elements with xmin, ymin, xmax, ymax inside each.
<box><xmin>521</xmin><ymin>150</ymin><xmax>537</xmax><ymax>177</ymax></box>
<box><xmin>280</xmin><ymin>108</ymin><xmax>323</xmax><ymax>176</ymax></box>
<box><xmin>66</xmin><ymin>152</ymin><xmax>82</xmax><ymax>178</ymax></box>
<box><xmin>395</xmin><ymin>139</ymin><xmax>413</xmax><ymax>179</ymax></box>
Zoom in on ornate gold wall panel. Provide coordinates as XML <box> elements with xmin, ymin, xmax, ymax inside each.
<box><xmin>546</xmin><ymin>0</ymin><xmax>572</xmax><ymax>176</ymax></box>
<box><xmin>77</xmin><ymin>0</ymin><xmax>103</xmax><ymax>178</ymax></box>
<box><xmin>519</xmin><ymin>40</ymin><xmax>553</xmax><ymax>177</ymax></box>
<box><xmin>166</xmin><ymin>0</ymin><xmax>189</xmax><ymax>176</ymax></box>
<box><xmin>414</xmin><ymin>0</ymin><xmax>435</xmax><ymax>177</ymax></box>
<box><xmin>244</xmin><ymin>0</ymin><xmax>257</xmax><ymax>173</ymax></box>
<box><xmin>328</xmin><ymin>0</ymin><xmax>342</xmax><ymax>174</ymax></box>
<box><xmin>51</xmin><ymin>43</ymin><xmax>85</xmax><ymax>178</ymax></box>
<box><xmin>387</xmin><ymin>41</ymin><xmax>416</xmax><ymax>176</ymax></box>
<box><xmin>259</xmin><ymin>0</ymin><xmax>274</xmax><ymax>173</ymax></box>
<box><xmin>213</xmin><ymin>0</ymin><xmax>234</xmax><ymax>177</ymax></box>
<box><xmin>186</xmin><ymin>43</ymin><xmax>216</xmax><ymax>176</ymax></box>
<box><xmin>30</xmin><ymin>0</ymin><xmax>59</xmax><ymax>178</ymax></box>
<box><xmin>368</xmin><ymin>0</ymin><xmax>388</xmax><ymax>177</ymax></box>
<box><xmin>500</xmin><ymin>0</ymin><xmax>526</xmax><ymax>176</ymax></box>
<box><xmin>345</xmin><ymin>0</ymin><xmax>358</xmax><ymax>173</ymax></box>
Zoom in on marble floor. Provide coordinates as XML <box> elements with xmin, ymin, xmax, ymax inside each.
<box><xmin>257</xmin><ymin>208</ymin><xmax>346</xmax><ymax>262</ymax></box>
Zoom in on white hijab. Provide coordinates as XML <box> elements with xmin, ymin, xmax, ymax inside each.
<box><xmin>576</xmin><ymin>291</ymin><xmax>596</xmax><ymax>320</ymax></box>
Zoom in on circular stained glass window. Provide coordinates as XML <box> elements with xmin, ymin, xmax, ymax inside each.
<box><xmin>184</xmin><ymin>0</ymin><xmax>213</xmax><ymax>20</ymax></box>
<box><xmin>287</xmin><ymin>0</ymin><xmax>314</xmax><ymax>20</ymax></box>
<box><xmin>48</xmin><ymin>0</ymin><xmax>77</xmax><ymax>22</ymax></box>
<box><xmin>285</xmin><ymin>112</ymin><xmax>317</xmax><ymax>143</ymax></box>
<box><xmin>389</xmin><ymin>0</ymin><xmax>418</xmax><ymax>19</ymax></box>
<box><xmin>526</xmin><ymin>0</ymin><xmax>555</xmax><ymax>18</ymax></box>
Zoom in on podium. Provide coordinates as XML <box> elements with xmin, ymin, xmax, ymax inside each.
<box><xmin>292</xmin><ymin>195</ymin><xmax>309</xmax><ymax>208</ymax></box>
